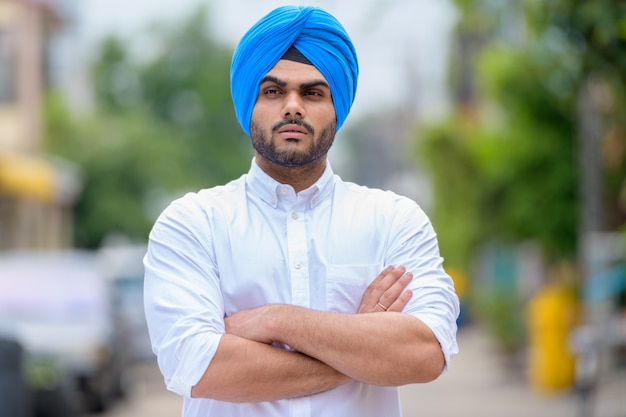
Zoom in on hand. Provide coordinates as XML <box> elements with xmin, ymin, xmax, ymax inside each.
<box><xmin>225</xmin><ymin>305</ymin><xmax>275</xmax><ymax>344</ymax></box>
<box><xmin>357</xmin><ymin>266</ymin><xmax>413</xmax><ymax>314</ymax></box>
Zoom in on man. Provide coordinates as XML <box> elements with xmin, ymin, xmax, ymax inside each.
<box><xmin>144</xmin><ymin>5</ymin><xmax>459</xmax><ymax>416</ymax></box>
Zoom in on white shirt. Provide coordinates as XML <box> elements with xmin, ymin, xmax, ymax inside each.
<box><xmin>144</xmin><ymin>159</ymin><xmax>459</xmax><ymax>417</ymax></box>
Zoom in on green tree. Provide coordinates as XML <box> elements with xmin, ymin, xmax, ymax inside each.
<box><xmin>45</xmin><ymin>6</ymin><xmax>251</xmax><ymax>248</ymax></box>
<box><xmin>418</xmin><ymin>0</ymin><xmax>626</xmax><ymax>269</ymax></box>
<box><xmin>415</xmin><ymin>0</ymin><xmax>626</xmax><ymax>349</ymax></box>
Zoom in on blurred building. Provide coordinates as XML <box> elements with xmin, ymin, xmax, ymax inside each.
<box><xmin>0</xmin><ymin>0</ymin><xmax>80</xmax><ymax>249</ymax></box>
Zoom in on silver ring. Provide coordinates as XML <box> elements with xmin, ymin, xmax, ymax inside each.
<box><xmin>377</xmin><ymin>302</ymin><xmax>388</xmax><ymax>311</ymax></box>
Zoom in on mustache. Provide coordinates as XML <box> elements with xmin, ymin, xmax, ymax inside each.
<box><xmin>272</xmin><ymin>119</ymin><xmax>315</xmax><ymax>135</ymax></box>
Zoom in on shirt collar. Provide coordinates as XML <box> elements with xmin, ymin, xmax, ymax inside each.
<box><xmin>246</xmin><ymin>158</ymin><xmax>335</xmax><ymax>209</ymax></box>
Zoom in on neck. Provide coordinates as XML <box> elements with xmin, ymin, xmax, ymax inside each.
<box><xmin>255</xmin><ymin>155</ymin><xmax>327</xmax><ymax>193</ymax></box>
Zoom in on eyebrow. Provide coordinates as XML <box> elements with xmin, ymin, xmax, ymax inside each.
<box><xmin>259</xmin><ymin>75</ymin><xmax>330</xmax><ymax>91</ymax></box>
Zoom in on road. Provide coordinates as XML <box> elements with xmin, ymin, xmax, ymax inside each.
<box><xmin>87</xmin><ymin>363</ymin><xmax>181</xmax><ymax>417</ymax></box>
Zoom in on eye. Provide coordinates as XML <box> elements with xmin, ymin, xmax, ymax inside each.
<box><xmin>304</xmin><ymin>90</ymin><xmax>324</xmax><ymax>98</ymax></box>
<box><xmin>263</xmin><ymin>87</ymin><xmax>282</xmax><ymax>96</ymax></box>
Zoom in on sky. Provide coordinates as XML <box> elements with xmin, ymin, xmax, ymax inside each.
<box><xmin>74</xmin><ymin>0</ymin><xmax>459</xmax><ymax>123</ymax></box>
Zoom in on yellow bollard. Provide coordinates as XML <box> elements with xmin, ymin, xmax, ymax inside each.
<box><xmin>446</xmin><ymin>267</ymin><xmax>469</xmax><ymax>327</ymax></box>
<box><xmin>527</xmin><ymin>284</ymin><xmax>578</xmax><ymax>392</ymax></box>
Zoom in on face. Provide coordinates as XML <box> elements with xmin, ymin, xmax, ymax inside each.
<box><xmin>250</xmin><ymin>59</ymin><xmax>337</xmax><ymax>168</ymax></box>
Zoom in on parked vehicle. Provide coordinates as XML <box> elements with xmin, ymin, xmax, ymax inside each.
<box><xmin>0</xmin><ymin>250</ymin><xmax>126</xmax><ymax>414</ymax></box>
<box><xmin>0</xmin><ymin>335</ymin><xmax>31</xmax><ymax>417</ymax></box>
<box><xmin>98</xmin><ymin>244</ymin><xmax>154</xmax><ymax>364</ymax></box>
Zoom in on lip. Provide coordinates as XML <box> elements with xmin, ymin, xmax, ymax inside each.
<box><xmin>277</xmin><ymin>124</ymin><xmax>308</xmax><ymax>136</ymax></box>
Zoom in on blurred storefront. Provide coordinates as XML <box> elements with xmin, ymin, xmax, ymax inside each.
<box><xmin>0</xmin><ymin>0</ymin><xmax>80</xmax><ymax>249</ymax></box>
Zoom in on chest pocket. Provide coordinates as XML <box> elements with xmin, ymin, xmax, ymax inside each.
<box><xmin>326</xmin><ymin>264</ymin><xmax>380</xmax><ymax>314</ymax></box>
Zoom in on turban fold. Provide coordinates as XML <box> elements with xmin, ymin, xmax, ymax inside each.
<box><xmin>230</xmin><ymin>6</ymin><xmax>359</xmax><ymax>134</ymax></box>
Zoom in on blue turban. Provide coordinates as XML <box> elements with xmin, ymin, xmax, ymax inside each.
<box><xmin>230</xmin><ymin>6</ymin><xmax>359</xmax><ymax>135</ymax></box>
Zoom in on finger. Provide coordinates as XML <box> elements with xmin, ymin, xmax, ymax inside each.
<box><xmin>376</xmin><ymin>301</ymin><xmax>389</xmax><ymax>311</ymax></box>
<box><xmin>367</xmin><ymin>266</ymin><xmax>397</xmax><ymax>293</ymax></box>
<box><xmin>371</xmin><ymin>266</ymin><xmax>406</xmax><ymax>298</ymax></box>
<box><xmin>378</xmin><ymin>271</ymin><xmax>413</xmax><ymax>311</ymax></box>
<box><xmin>357</xmin><ymin>266</ymin><xmax>407</xmax><ymax>314</ymax></box>
<box><xmin>386</xmin><ymin>289</ymin><xmax>413</xmax><ymax>312</ymax></box>
<box><xmin>359</xmin><ymin>266</ymin><xmax>398</xmax><ymax>305</ymax></box>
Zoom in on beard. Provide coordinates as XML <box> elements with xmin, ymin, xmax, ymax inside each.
<box><xmin>250</xmin><ymin>118</ymin><xmax>336</xmax><ymax>168</ymax></box>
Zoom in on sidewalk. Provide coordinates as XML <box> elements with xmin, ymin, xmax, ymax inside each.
<box><xmin>400</xmin><ymin>324</ymin><xmax>626</xmax><ymax>417</ymax></box>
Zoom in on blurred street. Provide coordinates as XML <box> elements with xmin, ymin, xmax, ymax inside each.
<box><xmin>85</xmin><ymin>362</ymin><xmax>182</xmax><ymax>417</ymax></box>
<box><xmin>92</xmin><ymin>324</ymin><xmax>626</xmax><ymax>417</ymax></box>
<box><xmin>402</xmin><ymin>324</ymin><xmax>626</xmax><ymax>417</ymax></box>
<box><xmin>1</xmin><ymin>2</ymin><xmax>625</xmax><ymax>417</ymax></box>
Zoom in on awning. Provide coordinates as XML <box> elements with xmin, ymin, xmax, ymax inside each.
<box><xmin>0</xmin><ymin>152</ymin><xmax>57</xmax><ymax>203</ymax></box>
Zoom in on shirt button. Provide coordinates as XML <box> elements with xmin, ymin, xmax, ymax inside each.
<box><xmin>294</xmin><ymin>262</ymin><xmax>302</xmax><ymax>269</ymax></box>
<box><xmin>281</xmin><ymin>187</ymin><xmax>289</xmax><ymax>194</ymax></box>
<box><xmin>291</xmin><ymin>212</ymin><xmax>299</xmax><ymax>220</ymax></box>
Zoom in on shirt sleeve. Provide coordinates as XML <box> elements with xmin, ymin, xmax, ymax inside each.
<box><xmin>385</xmin><ymin>197</ymin><xmax>460</xmax><ymax>369</ymax></box>
<box><xmin>143</xmin><ymin>194</ymin><xmax>225</xmax><ymax>397</ymax></box>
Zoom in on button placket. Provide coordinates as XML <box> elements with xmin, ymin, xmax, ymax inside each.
<box><xmin>286</xmin><ymin>208</ymin><xmax>309</xmax><ymax>308</ymax></box>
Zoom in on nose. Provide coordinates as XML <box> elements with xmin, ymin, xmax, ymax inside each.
<box><xmin>282</xmin><ymin>91</ymin><xmax>305</xmax><ymax>119</ymax></box>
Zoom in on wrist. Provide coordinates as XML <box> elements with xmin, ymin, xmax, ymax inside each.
<box><xmin>261</xmin><ymin>304</ymin><xmax>286</xmax><ymax>344</ymax></box>
<box><xmin>264</xmin><ymin>304</ymin><xmax>300</xmax><ymax>346</ymax></box>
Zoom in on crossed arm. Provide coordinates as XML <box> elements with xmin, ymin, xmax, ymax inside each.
<box><xmin>190</xmin><ymin>266</ymin><xmax>445</xmax><ymax>402</ymax></box>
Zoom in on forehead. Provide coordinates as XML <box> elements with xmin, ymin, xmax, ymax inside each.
<box><xmin>263</xmin><ymin>59</ymin><xmax>328</xmax><ymax>85</ymax></box>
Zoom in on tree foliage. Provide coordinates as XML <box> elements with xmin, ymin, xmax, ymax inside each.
<box><xmin>416</xmin><ymin>0</ymin><xmax>626</xmax><ymax>270</ymax></box>
<box><xmin>45</xmin><ymin>6</ymin><xmax>251</xmax><ymax>248</ymax></box>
